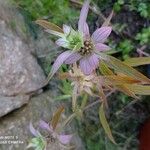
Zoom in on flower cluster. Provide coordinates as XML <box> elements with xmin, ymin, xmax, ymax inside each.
<box><xmin>27</xmin><ymin>110</ymin><xmax>73</xmax><ymax>150</ymax></box>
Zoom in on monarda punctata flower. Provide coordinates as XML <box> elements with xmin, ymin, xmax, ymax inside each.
<box><xmin>39</xmin><ymin>120</ymin><xmax>72</xmax><ymax>145</ymax></box>
<box><xmin>52</xmin><ymin>1</ymin><xmax>112</xmax><ymax>75</ymax></box>
<box><xmin>39</xmin><ymin>0</ymin><xmax>112</xmax><ymax>79</ymax></box>
<box><xmin>27</xmin><ymin>122</ymin><xmax>46</xmax><ymax>150</ymax></box>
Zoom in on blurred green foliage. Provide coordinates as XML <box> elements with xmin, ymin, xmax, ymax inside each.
<box><xmin>13</xmin><ymin>0</ymin><xmax>79</xmax><ymax>25</ymax></box>
<box><xmin>113</xmin><ymin>0</ymin><xmax>125</xmax><ymax>12</ymax></box>
<box><xmin>137</xmin><ymin>3</ymin><xmax>149</xmax><ymax>18</ymax></box>
<box><xmin>118</xmin><ymin>40</ymin><xmax>134</xmax><ymax>59</ymax></box>
<box><xmin>129</xmin><ymin>1</ymin><xmax>150</xmax><ymax>18</ymax></box>
<box><xmin>136</xmin><ymin>27</ymin><xmax>150</xmax><ymax>45</ymax></box>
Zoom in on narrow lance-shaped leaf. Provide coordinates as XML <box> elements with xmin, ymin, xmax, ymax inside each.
<box><xmin>97</xmin><ymin>84</ymin><xmax>108</xmax><ymax>108</ymax></box>
<box><xmin>99</xmin><ymin>61</ymin><xmax>138</xmax><ymax>98</ymax></box>
<box><xmin>103</xmin><ymin>76</ymin><xmax>138</xmax><ymax>98</ymax></box>
<box><xmin>104</xmin><ymin>75</ymin><xmax>141</xmax><ymax>85</ymax></box>
<box><xmin>115</xmin><ymin>84</ymin><xmax>138</xmax><ymax>99</ymax></box>
<box><xmin>99</xmin><ymin>103</ymin><xmax>116</xmax><ymax>144</ymax></box>
<box><xmin>96</xmin><ymin>52</ymin><xmax>150</xmax><ymax>83</ymax></box>
<box><xmin>99</xmin><ymin>61</ymin><xmax>114</xmax><ymax>75</ymax></box>
<box><xmin>124</xmin><ymin>57</ymin><xmax>150</xmax><ymax>67</ymax></box>
<box><xmin>100</xmin><ymin>61</ymin><xmax>137</xmax><ymax>98</ymax></box>
<box><xmin>80</xmin><ymin>94</ymin><xmax>88</xmax><ymax>109</ymax></box>
<box><xmin>102</xmin><ymin>10</ymin><xmax>114</xmax><ymax>27</ymax></box>
<box><xmin>51</xmin><ymin>106</ymin><xmax>64</xmax><ymax>130</ymax></box>
<box><xmin>54</xmin><ymin>95</ymin><xmax>71</xmax><ymax>101</ymax></box>
<box><xmin>36</xmin><ymin>20</ymin><xmax>63</xmax><ymax>33</ymax></box>
<box><xmin>36</xmin><ymin>20</ymin><xmax>64</xmax><ymax>37</ymax></box>
<box><xmin>127</xmin><ymin>84</ymin><xmax>150</xmax><ymax>95</ymax></box>
<box><xmin>72</xmin><ymin>83</ymin><xmax>78</xmax><ymax>112</ymax></box>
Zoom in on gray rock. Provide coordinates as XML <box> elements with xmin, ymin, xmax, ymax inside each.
<box><xmin>0</xmin><ymin>91</ymin><xmax>84</xmax><ymax>150</ymax></box>
<box><xmin>0</xmin><ymin>95</ymin><xmax>29</xmax><ymax>117</ymax></box>
<box><xmin>0</xmin><ymin>20</ymin><xmax>45</xmax><ymax>96</ymax></box>
<box><xmin>0</xmin><ymin>0</ymin><xmax>46</xmax><ymax>117</ymax></box>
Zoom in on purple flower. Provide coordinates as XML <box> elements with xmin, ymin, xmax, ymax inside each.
<box><xmin>39</xmin><ymin>120</ymin><xmax>72</xmax><ymax>145</ymax></box>
<box><xmin>29</xmin><ymin>122</ymin><xmax>41</xmax><ymax>137</ymax></box>
<box><xmin>49</xmin><ymin>0</ymin><xmax>112</xmax><ymax>78</ymax></box>
<box><xmin>28</xmin><ymin>122</ymin><xmax>46</xmax><ymax>150</ymax></box>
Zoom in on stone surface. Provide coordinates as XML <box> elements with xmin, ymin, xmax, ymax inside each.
<box><xmin>0</xmin><ymin>20</ymin><xmax>45</xmax><ymax>96</ymax></box>
<box><xmin>0</xmin><ymin>95</ymin><xmax>29</xmax><ymax>117</ymax></box>
<box><xmin>0</xmin><ymin>91</ymin><xmax>84</xmax><ymax>150</ymax></box>
<box><xmin>0</xmin><ymin>0</ymin><xmax>46</xmax><ymax>117</ymax></box>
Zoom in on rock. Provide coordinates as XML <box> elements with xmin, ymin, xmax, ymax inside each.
<box><xmin>0</xmin><ymin>0</ymin><xmax>46</xmax><ymax>117</ymax></box>
<box><xmin>0</xmin><ymin>95</ymin><xmax>29</xmax><ymax>117</ymax></box>
<box><xmin>0</xmin><ymin>20</ymin><xmax>45</xmax><ymax>96</ymax></box>
<box><xmin>0</xmin><ymin>91</ymin><xmax>84</xmax><ymax>150</ymax></box>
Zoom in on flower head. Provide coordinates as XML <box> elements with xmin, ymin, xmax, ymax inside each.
<box><xmin>65</xmin><ymin>0</ymin><xmax>112</xmax><ymax>75</ymax></box>
<box><xmin>39</xmin><ymin>120</ymin><xmax>72</xmax><ymax>145</ymax></box>
<box><xmin>56</xmin><ymin>25</ymin><xmax>83</xmax><ymax>50</ymax></box>
<box><xmin>45</xmin><ymin>0</ymin><xmax>112</xmax><ymax>80</ymax></box>
<box><xmin>27</xmin><ymin>122</ymin><xmax>46</xmax><ymax>150</ymax></box>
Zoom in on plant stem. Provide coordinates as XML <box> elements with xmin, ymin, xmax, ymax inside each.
<box><xmin>84</xmin><ymin>90</ymin><xmax>115</xmax><ymax>111</ymax></box>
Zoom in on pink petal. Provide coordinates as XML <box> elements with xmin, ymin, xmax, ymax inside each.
<box><xmin>65</xmin><ymin>52</ymin><xmax>82</xmax><ymax>64</ymax></box>
<box><xmin>83</xmin><ymin>22</ymin><xmax>90</xmax><ymax>39</ymax></box>
<box><xmin>39</xmin><ymin>120</ymin><xmax>53</xmax><ymax>132</ymax></box>
<box><xmin>58</xmin><ymin>134</ymin><xmax>72</xmax><ymax>145</ymax></box>
<box><xmin>88</xmin><ymin>54</ymin><xmax>99</xmax><ymax>70</ymax></box>
<box><xmin>29</xmin><ymin>122</ymin><xmax>39</xmax><ymax>137</ymax></box>
<box><xmin>95</xmin><ymin>43</ymin><xmax>111</xmax><ymax>52</ymax></box>
<box><xmin>79</xmin><ymin>57</ymin><xmax>93</xmax><ymax>75</ymax></box>
<box><xmin>50</xmin><ymin>51</ymin><xmax>73</xmax><ymax>77</ymax></box>
<box><xmin>56</xmin><ymin>38</ymin><xmax>69</xmax><ymax>48</ymax></box>
<box><xmin>91</xmin><ymin>27</ymin><xmax>112</xmax><ymax>44</ymax></box>
<box><xmin>78</xmin><ymin>0</ymin><xmax>90</xmax><ymax>33</ymax></box>
<box><xmin>63</xmin><ymin>24</ymin><xmax>71</xmax><ymax>35</ymax></box>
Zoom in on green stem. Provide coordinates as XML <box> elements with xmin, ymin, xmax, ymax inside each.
<box><xmin>59</xmin><ymin>113</ymin><xmax>76</xmax><ymax>132</ymax></box>
<box><xmin>80</xmin><ymin>94</ymin><xmax>88</xmax><ymax>109</ymax></box>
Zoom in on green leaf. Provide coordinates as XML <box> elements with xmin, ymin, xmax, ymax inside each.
<box><xmin>104</xmin><ymin>75</ymin><xmax>140</xmax><ymax>85</ymax></box>
<box><xmin>27</xmin><ymin>137</ymin><xmax>46</xmax><ymax>150</ymax></box>
<box><xmin>35</xmin><ymin>20</ymin><xmax>64</xmax><ymax>37</ymax></box>
<box><xmin>99</xmin><ymin>103</ymin><xmax>116</xmax><ymax>144</ymax></box>
<box><xmin>124</xmin><ymin>57</ymin><xmax>150</xmax><ymax>67</ymax></box>
<box><xmin>102</xmin><ymin>10</ymin><xmax>114</xmax><ymax>27</ymax></box>
<box><xmin>99</xmin><ymin>61</ymin><xmax>114</xmax><ymax>75</ymax></box>
<box><xmin>72</xmin><ymin>83</ymin><xmax>78</xmax><ymax>112</ymax></box>
<box><xmin>115</xmin><ymin>84</ymin><xmax>138</xmax><ymax>98</ymax></box>
<box><xmin>99</xmin><ymin>61</ymin><xmax>138</xmax><ymax>98</ymax></box>
<box><xmin>36</xmin><ymin>20</ymin><xmax>63</xmax><ymax>33</ymax></box>
<box><xmin>127</xmin><ymin>84</ymin><xmax>150</xmax><ymax>95</ymax></box>
<box><xmin>54</xmin><ymin>95</ymin><xmax>71</xmax><ymax>101</ymax></box>
<box><xmin>96</xmin><ymin>52</ymin><xmax>150</xmax><ymax>83</ymax></box>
